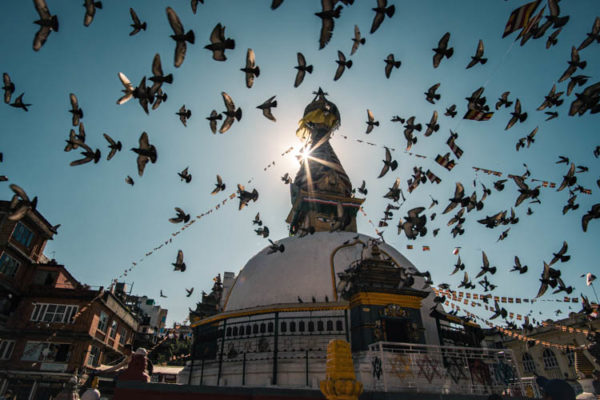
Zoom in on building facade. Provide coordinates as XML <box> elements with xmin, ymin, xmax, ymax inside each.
<box><xmin>0</xmin><ymin>201</ymin><xmax>140</xmax><ymax>399</ymax></box>
<box><xmin>484</xmin><ymin>312</ymin><xmax>600</xmax><ymax>396</ymax></box>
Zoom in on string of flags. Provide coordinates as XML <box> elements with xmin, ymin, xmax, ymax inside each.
<box><xmin>405</xmin><ymin>244</ymin><xmax>431</xmax><ymax>251</ymax></box>
<box><xmin>442</xmin><ymin>296</ymin><xmax>579</xmax><ymax>351</ymax></box>
<box><xmin>335</xmin><ymin>132</ymin><xmax>591</xmax><ymax>195</ymax></box>
<box><xmin>113</xmin><ymin>189</ymin><xmax>241</xmax><ymax>282</ymax></box>
<box><xmin>434</xmin><ymin>288</ymin><xmax>580</xmax><ymax>305</ymax></box>
<box><xmin>358</xmin><ymin>206</ymin><xmax>385</xmax><ymax>240</ymax></box>
<box><xmin>111</xmin><ymin>145</ymin><xmax>300</xmax><ymax>285</ymax></box>
<box><xmin>541</xmin><ymin>321</ymin><xmax>592</xmax><ymax>336</ymax></box>
<box><xmin>263</xmin><ymin>146</ymin><xmax>296</xmax><ymax>171</ymax></box>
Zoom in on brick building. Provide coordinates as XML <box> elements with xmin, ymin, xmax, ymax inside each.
<box><xmin>0</xmin><ymin>201</ymin><xmax>140</xmax><ymax>399</ymax></box>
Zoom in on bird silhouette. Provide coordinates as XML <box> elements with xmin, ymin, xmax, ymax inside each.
<box><xmin>211</xmin><ymin>175</ymin><xmax>226</xmax><ymax>194</ymax></box>
<box><xmin>377</xmin><ymin>147</ymin><xmax>397</xmax><ymax>178</ymax></box>
<box><xmin>466</xmin><ymin>40</ymin><xmax>487</xmax><ymax>69</ymax></box>
<box><xmin>169</xmin><ymin>207</ymin><xmax>190</xmax><ymax>224</ymax></box>
<box><xmin>9</xmin><ymin>93</ymin><xmax>31</xmax><ymax>112</ymax></box>
<box><xmin>167</xmin><ymin>7</ymin><xmax>195</xmax><ymax>67</ymax></box>
<box><xmin>172</xmin><ymin>250</ymin><xmax>186</xmax><ymax>272</ymax></box>
<box><xmin>257</xmin><ymin>96</ymin><xmax>277</xmax><ymax>122</ymax></box>
<box><xmin>316</xmin><ymin>0</ymin><xmax>343</xmax><ymax>49</ymax></box>
<box><xmin>68</xmin><ymin>93</ymin><xmax>83</xmax><ymax>126</ymax></box>
<box><xmin>176</xmin><ymin>105</ymin><xmax>192</xmax><ymax>127</ymax></box>
<box><xmin>32</xmin><ymin>0</ymin><xmax>59</xmax><ymax>52</ymax></box>
<box><xmin>130</xmin><ymin>132</ymin><xmax>157</xmax><ymax>176</ymax></box>
<box><xmin>103</xmin><ymin>133</ymin><xmax>122</xmax><ymax>161</ymax></box>
<box><xmin>384</xmin><ymin>54</ymin><xmax>401</xmax><ymax>78</ymax></box>
<box><xmin>129</xmin><ymin>8</ymin><xmax>147</xmax><ymax>36</ymax></box>
<box><xmin>351</xmin><ymin>25</ymin><xmax>365</xmax><ymax>55</ymax></box>
<box><xmin>241</xmin><ymin>49</ymin><xmax>260</xmax><ymax>88</ymax></box>
<box><xmin>365</xmin><ymin>109</ymin><xmax>379</xmax><ymax>133</ymax></box>
<box><xmin>220</xmin><ymin>92</ymin><xmax>242</xmax><ymax>133</ymax></box>
<box><xmin>178</xmin><ymin>167</ymin><xmax>192</xmax><ymax>183</ymax></box>
<box><xmin>334</xmin><ymin>51</ymin><xmax>352</xmax><ymax>81</ymax></box>
<box><xmin>294</xmin><ymin>52</ymin><xmax>313</xmax><ymax>88</ymax></box>
<box><xmin>370</xmin><ymin>0</ymin><xmax>395</xmax><ymax>34</ymax></box>
<box><xmin>433</xmin><ymin>32</ymin><xmax>453</xmax><ymax>68</ymax></box>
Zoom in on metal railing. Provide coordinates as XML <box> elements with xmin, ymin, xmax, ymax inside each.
<box><xmin>364</xmin><ymin>342</ymin><xmax>524</xmax><ymax>396</ymax></box>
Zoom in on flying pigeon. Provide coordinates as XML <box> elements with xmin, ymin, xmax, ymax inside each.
<box><xmin>377</xmin><ymin>147</ymin><xmax>397</xmax><ymax>178</ymax></box>
<box><xmin>166</xmin><ymin>7</ymin><xmax>195</xmax><ymax>68</ymax></box>
<box><xmin>103</xmin><ymin>133</ymin><xmax>122</xmax><ymax>161</ymax></box>
<box><xmin>83</xmin><ymin>0</ymin><xmax>102</xmax><ymax>27</ymax></box>
<box><xmin>129</xmin><ymin>8</ymin><xmax>146</xmax><ymax>36</ymax></box>
<box><xmin>220</xmin><ymin>92</ymin><xmax>242</xmax><ymax>133</ymax></box>
<box><xmin>294</xmin><ymin>52</ymin><xmax>313</xmax><ymax>87</ymax></box>
<box><xmin>131</xmin><ymin>131</ymin><xmax>157</xmax><ymax>176</ymax></box>
<box><xmin>351</xmin><ymin>25</ymin><xmax>365</xmax><ymax>55</ymax></box>
<box><xmin>211</xmin><ymin>175</ymin><xmax>226</xmax><ymax>194</ymax></box>
<box><xmin>370</xmin><ymin>0</ymin><xmax>395</xmax><ymax>34</ymax></box>
<box><xmin>176</xmin><ymin>105</ymin><xmax>192</xmax><ymax>127</ymax></box>
<box><xmin>365</xmin><ymin>109</ymin><xmax>379</xmax><ymax>133</ymax></box>
<box><xmin>32</xmin><ymin>0</ymin><xmax>59</xmax><ymax>52</ymax></box>
<box><xmin>178</xmin><ymin>167</ymin><xmax>192</xmax><ymax>183</ymax></box>
<box><xmin>384</xmin><ymin>54</ymin><xmax>401</xmax><ymax>78</ymax></box>
<box><xmin>172</xmin><ymin>250</ymin><xmax>186</xmax><ymax>271</ymax></box>
<box><xmin>334</xmin><ymin>51</ymin><xmax>352</xmax><ymax>81</ymax></box>
<box><xmin>257</xmin><ymin>96</ymin><xmax>277</xmax><ymax>122</ymax></box>
<box><xmin>315</xmin><ymin>0</ymin><xmax>342</xmax><ymax>49</ymax></box>
<box><xmin>433</xmin><ymin>32</ymin><xmax>453</xmax><ymax>68</ymax></box>
<box><xmin>241</xmin><ymin>48</ymin><xmax>260</xmax><ymax>88</ymax></box>
<box><xmin>68</xmin><ymin>93</ymin><xmax>83</xmax><ymax>126</ymax></box>
<box><xmin>466</xmin><ymin>40</ymin><xmax>487</xmax><ymax>69</ymax></box>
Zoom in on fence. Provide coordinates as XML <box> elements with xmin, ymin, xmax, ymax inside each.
<box><xmin>364</xmin><ymin>342</ymin><xmax>524</xmax><ymax>396</ymax></box>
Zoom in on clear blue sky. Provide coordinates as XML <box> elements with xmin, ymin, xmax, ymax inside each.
<box><xmin>0</xmin><ymin>0</ymin><xmax>599</xmax><ymax>326</ymax></box>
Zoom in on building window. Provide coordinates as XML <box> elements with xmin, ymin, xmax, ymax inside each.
<box><xmin>119</xmin><ymin>327</ymin><xmax>127</xmax><ymax>346</ymax></box>
<box><xmin>226</xmin><ymin>327</ymin><xmax>232</xmax><ymax>337</ymax></box>
<box><xmin>268</xmin><ymin>322</ymin><xmax>273</xmax><ymax>333</ymax></box>
<box><xmin>308</xmin><ymin>321</ymin><xmax>315</xmax><ymax>332</ymax></box>
<box><xmin>232</xmin><ymin>327</ymin><xmax>238</xmax><ymax>336</ymax></box>
<box><xmin>87</xmin><ymin>345</ymin><xmax>101</xmax><ymax>367</ymax></box>
<box><xmin>327</xmin><ymin>320</ymin><xmax>333</xmax><ymax>331</ymax></box>
<box><xmin>336</xmin><ymin>320</ymin><xmax>343</xmax><ymax>331</ymax></box>
<box><xmin>289</xmin><ymin>321</ymin><xmax>296</xmax><ymax>332</ymax></box>
<box><xmin>566</xmin><ymin>349</ymin><xmax>575</xmax><ymax>366</ymax></box>
<box><xmin>522</xmin><ymin>352</ymin><xmax>536</xmax><ymax>373</ymax></box>
<box><xmin>97</xmin><ymin>311</ymin><xmax>108</xmax><ymax>332</ymax></box>
<box><xmin>21</xmin><ymin>342</ymin><xmax>71</xmax><ymax>363</ymax></box>
<box><xmin>299</xmin><ymin>321</ymin><xmax>305</xmax><ymax>332</ymax></box>
<box><xmin>252</xmin><ymin>324</ymin><xmax>258</xmax><ymax>334</ymax></box>
<box><xmin>0</xmin><ymin>340</ymin><xmax>15</xmax><ymax>360</ymax></box>
<box><xmin>543</xmin><ymin>348</ymin><xmax>559</xmax><ymax>370</ymax></box>
<box><xmin>260</xmin><ymin>323</ymin><xmax>266</xmax><ymax>334</ymax></box>
<box><xmin>109</xmin><ymin>320</ymin><xmax>118</xmax><ymax>339</ymax></box>
<box><xmin>0</xmin><ymin>253</ymin><xmax>20</xmax><ymax>278</ymax></box>
<box><xmin>280</xmin><ymin>322</ymin><xmax>287</xmax><ymax>333</ymax></box>
<box><xmin>31</xmin><ymin>303</ymin><xmax>79</xmax><ymax>324</ymax></box>
<box><xmin>317</xmin><ymin>321</ymin><xmax>324</xmax><ymax>331</ymax></box>
<box><xmin>12</xmin><ymin>222</ymin><xmax>34</xmax><ymax>248</ymax></box>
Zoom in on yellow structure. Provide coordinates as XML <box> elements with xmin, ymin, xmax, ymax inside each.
<box><xmin>320</xmin><ymin>340</ymin><xmax>363</xmax><ymax>400</ymax></box>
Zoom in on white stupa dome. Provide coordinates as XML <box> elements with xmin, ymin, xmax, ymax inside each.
<box><xmin>223</xmin><ymin>231</ymin><xmax>432</xmax><ymax>312</ymax></box>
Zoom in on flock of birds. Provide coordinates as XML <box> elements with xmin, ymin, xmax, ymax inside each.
<box><xmin>1</xmin><ymin>0</ymin><xmax>599</xmax><ymax>326</ymax></box>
